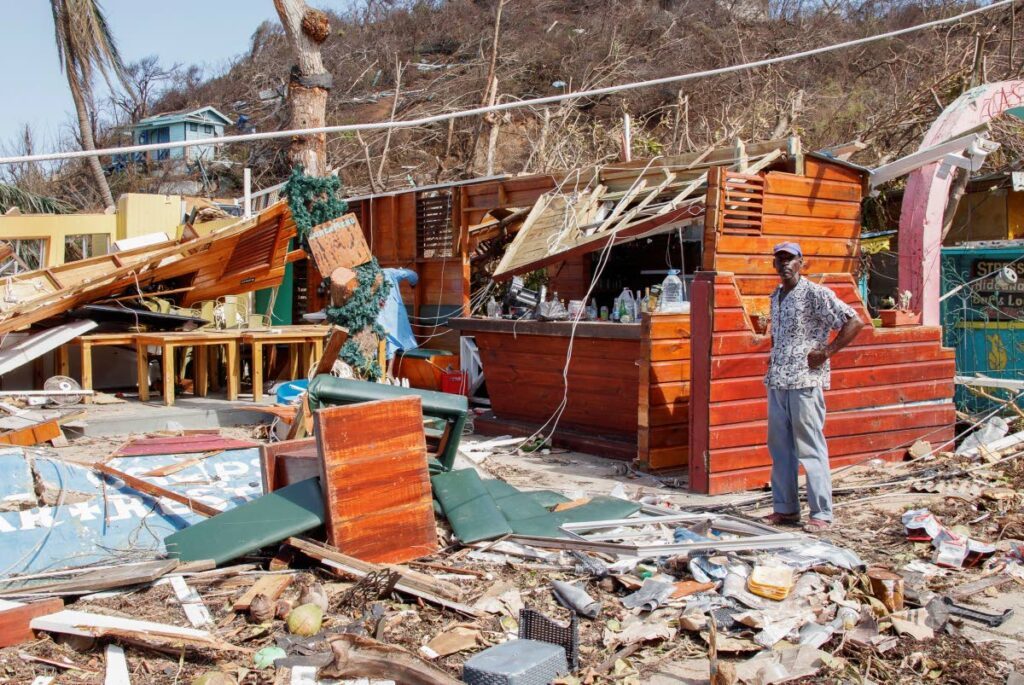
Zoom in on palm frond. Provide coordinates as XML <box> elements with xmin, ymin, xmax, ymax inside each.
<box><xmin>0</xmin><ymin>184</ymin><xmax>74</xmax><ymax>214</ymax></box>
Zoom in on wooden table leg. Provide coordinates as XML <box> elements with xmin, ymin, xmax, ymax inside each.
<box><xmin>162</xmin><ymin>344</ymin><xmax>175</xmax><ymax>406</ymax></box>
<box><xmin>313</xmin><ymin>338</ymin><xmax>324</xmax><ymax>369</ymax></box>
<box><xmin>136</xmin><ymin>341</ymin><xmax>150</xmax><ymax>402</ymax></box>
<box><xmin>196</xmin><ymin>345</ymin><xmax>208</xmax><ymax>397</ymax></box>
<box><xmin>209</xmin><ymin>346</ymin><xmax>221</xmax><ymax>392</ymax></box>
<box><xmin>226</xmin><ymin>341</ymin><xmax>239</xmax><ymax>401</ymax></box>
<box><xmin>252</xmin><ymin>341</ymin><xmax>264</xmax><ymax>403</ymax></box>
<box><xmin>56</xmin><ymin>345</ymin><xmax>69</xmax><ymax>377</ymax></box>
<box><xmin>288</xmin><ymin>343</ymin><xmax>300</xmax><ymax>380</ymax></box>
<box><xmin>80</xmin><ymin>342</ymin><xmax>93</xmax><ymax>404</ymax></box>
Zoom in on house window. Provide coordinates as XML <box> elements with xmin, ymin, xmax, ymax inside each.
<box><xmin>189</xmin><ymin>123</ymin><xmax>198</xmax><ymax>132</ymax></box>
<box><xmin>64</xmin><ymin>234</ymin><xmax>110</xmax><ymax>263</ymax></box>
<box><xmin>203</xmin><ymin>124</ymin><xmax>214</xmax><ymax>134</ymax></box>
<box><xmin>8</xmin><ymin>239</ymin><xmax>47</xmax><ymax>270</ymax></box>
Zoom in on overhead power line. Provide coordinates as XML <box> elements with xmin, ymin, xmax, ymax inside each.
<box><xmin>0</xmin><ymin>0</ymin><xmax>1014</xmax><ymax>166</ymax></box>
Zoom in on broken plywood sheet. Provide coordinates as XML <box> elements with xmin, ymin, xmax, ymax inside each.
<box><xmin>493</xmin><ymin>139</ymin><xmax>791</xmax><ymax>279</ymax></box>
<box><xmin>114</xmin><ymin>434</ymin><xmax>259</xmax><ymax>457</ymax></box>
<box><xmin>314</xmin><ymin>398</ymin><xmax>438</xmax><ymax>563</ymax></box>
<box><xmin>0</xmin><ymin>448</ymin><xmax>262</xmax><ymax>579</ymax></box>
<box><xmin>0</xmin><ymin>320</ymin><xmax>98</xmax><ymax>376</ymax></box>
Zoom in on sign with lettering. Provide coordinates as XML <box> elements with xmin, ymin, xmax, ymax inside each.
<box><xmin>967</xmin><ymin>258</ymin><xmax>1024</xmax><ymax>320</ymax></box>
<box><xmin>0</xmin><ymin>447</ymin><xmax>263</xmax><ymax>578</ymax></box>
<box><xmin>307</xmin><ymin>213</ymin><xmax>372</xmax><ymax>276</ymax></box>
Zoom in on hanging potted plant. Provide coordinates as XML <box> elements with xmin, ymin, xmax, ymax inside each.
<box><xmin>879</xmin><ymin>290</ymin><xmax>921</xmax><ymax>327</ymax></box>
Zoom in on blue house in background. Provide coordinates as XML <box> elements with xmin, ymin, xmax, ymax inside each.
<box><xmin>131</xmin><ymin>106</ymin><xmax>232</xmax><ymax>162</ymax></box>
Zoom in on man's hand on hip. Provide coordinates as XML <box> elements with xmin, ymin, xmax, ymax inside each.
<box><xmin>807</xmin><ymin>348</ymin><xmax>828</xmax><ymax>369</ymax></box>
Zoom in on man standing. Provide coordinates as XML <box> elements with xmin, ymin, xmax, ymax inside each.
<box><xmin>763</xmin><ymin>242</ymin><xmax>864</xmax><ymax>532</ymax></box>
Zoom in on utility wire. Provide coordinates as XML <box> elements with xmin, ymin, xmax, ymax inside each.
<box><xmin>0</xmin><ymin>0</ymin><xmax>1013</xmax><ymax>167</ymax></box>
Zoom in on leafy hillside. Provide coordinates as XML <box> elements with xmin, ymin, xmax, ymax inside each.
<box><xmin>23</xmin><ymin>1</ymin><xmax>1024</xmax><ymax>207</ymax></box>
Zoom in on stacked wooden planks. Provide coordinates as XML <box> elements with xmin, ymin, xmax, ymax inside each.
<box><xmin>471</xmin><ymin>329</ymin><xmax>641</xmax><ymax>452</ymax></box>
<box><xmin>689</xmin><ymin>272</ymin><xmax>956</xmax><ymax>494</ymax></box>
<box><xmin>637</xmin><ymin>313</ymin><xmax>691</xmax><ymax>470</ymax></box>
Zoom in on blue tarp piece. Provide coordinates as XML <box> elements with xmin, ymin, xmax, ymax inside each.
<box><xmin>378</xmin><ymin>267</ymin><xmax>419</xmax><ymax>359</ymax></box>
<box><xmin>0</xmin><ymin>447</ymin><xmax>263</xmax><ymax>578</ymax></box>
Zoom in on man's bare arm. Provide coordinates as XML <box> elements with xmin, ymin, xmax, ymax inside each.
<box><xmin>808</xmin><ymin>316</ymin><xmax>864</xmax><ymax>369</ymax></box>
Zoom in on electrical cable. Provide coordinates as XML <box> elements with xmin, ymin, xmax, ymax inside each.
<box><xmin>0</xmin><ymin>0</ymin><xmax>1012</xmax><ymax>167</ymax></box>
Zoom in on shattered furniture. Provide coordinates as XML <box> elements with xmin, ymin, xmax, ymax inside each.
<box><xmin>0</xmin><ymin>200</ymin><xmax>297</xmax><ymax>337</ymax></box>
<box><xmin>241</xmin><ymin>325</ymin><xmax>327</xmax><ymax>402</ymax></box>
<box><xmin>392</xmin><ymin>347</ymin><xmax>460</xmax><ymax>391</ymax></box>
<box><xmin>136</xmin><ymin>330</ymin><xmax>243</xmax><ymax>405</ymax></box>
<box><xmin>60</xmin><ymin>332</ymin><xmax>138</xmax><ymax>402</ymax></box>
<box><xmin>306</xmin><ymin>373</ymin><xmax>468</xmax><ymax>472</ymax></box>
<box><xmin>313</xmin><ymin>397</ymin><xmax>438</xmax><ymax>563</ymax></box>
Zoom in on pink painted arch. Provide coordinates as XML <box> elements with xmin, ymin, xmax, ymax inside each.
<box><xmin>898</xmin><ymin>80</ymin><xmax>1024</xmax><ymax>326</ymax></box>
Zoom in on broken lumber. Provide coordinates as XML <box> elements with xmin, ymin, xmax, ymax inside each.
<box><xmin>0</xmin><ymin>559</ymin><xmax>178</xmax><ymax>598</ymax></box>
<box><xmin>322</xmin><ymin>634</ymin><xmax>461</xmax><ymax>685</ymax></box>
<box><xmin>104</xmin><ymin>644</ymin><xmax>130</xmax><ymax>685</ymax></box>
<box><xmin>141</xmin><ymin>451</ymin><xmax>223</xmax><ymax>477</ymax></box>
<box><xmin>168</xmin><ymin>575</ymin><xmax>213</xmax><ymax>628</ymax></box>
<box><xmin>0</xmin><ymin>598</ymin><xmax>64</xmax><ymax>648</ymax></box>
<box><xmin>30</xmin><ymin>609</ymin><xmax>246</xmax><ymax>652</ymax></box>
<box><xmin>114</xmin><ymin>435</ymin><xmax>257</xmax><ymax>457</ymax></box>
<box><xmin>93</xmin><ymin>463</ymin><xmax>222</xmax><ymax>517</ymax></box>
<box><xmin>233</xmin><ymin>574</ymin><xmax>293</xmax><ymax>612</ymax></box>
<box><xmin>286</xmin><ymin>537</ymin><xmax>482</xmax><ymax>618</ymax></box>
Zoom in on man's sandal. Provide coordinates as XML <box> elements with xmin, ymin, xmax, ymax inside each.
<box><xmin>803</xmin><ymin>519</ymin><xmax>832</xmax><ymax>532</ymax></box>
<box><xmin>763</xmin><ymin>512</ymin><xmax>800</xmax><ymax>525</ymax></box>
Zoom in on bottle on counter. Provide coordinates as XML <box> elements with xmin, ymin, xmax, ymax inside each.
<box><xmin>600</xmin><ymin>305</ymin><xmax>609</xmax><ymax>321</ymax></box>
<box><xmin>610</xmin><ymin>296</ymin><xmax>621</xmax><ymax>322</ymax></box>
<box><xmin>659</xmin><ymin>269</ymin><xmax>686</xmax><ymax>313</ymax></box>
<box><xmin>618</xmin><ymin>288</ymin><xmax>636</xmax><ymax>323</ymax></box>
<box><xmin>586</xmin><ymin>298</ymin><xmax>598</xmax><ymax>321</ymax></box>
<box><xmin>486</xmin><ymin>296</ymin><xmax>499</xmax><ymax>318</ymax></box>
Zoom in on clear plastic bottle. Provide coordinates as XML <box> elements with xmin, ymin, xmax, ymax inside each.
<box><xmin>486</xmin><ymin>296</ymin><xmax>499</xmax><ymax>318</ymax></box>
<box><xmin>586</xmin><ymin>298</ymin><xmax>598</xmax><ymax>321</ymax></box>
<box><xmin>619</xmin><ymin>288</ymin><xmax>636</xmax><ymax>323</ymax></box>
<box><xmin>659</xmin><ymin>269</ymin><xmax>685</xmax><ymax>313</ymax></box>
<box><xmin>611</xmin><ymin>296</ymin><xmax>621</xmax><ymax>322</ymax></box>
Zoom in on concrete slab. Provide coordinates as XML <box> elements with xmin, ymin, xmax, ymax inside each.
<box><xmin>65</xmin><ymin>394</ymin><xmax>277</xmax><ymax>438</ymax></box>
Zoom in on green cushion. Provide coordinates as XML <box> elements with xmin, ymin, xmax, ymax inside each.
<box><xmin>509</xmin><ymin>496</ymin><xmax>642</xmax><ymax>538</ymax></box>
<box><xmin>398</xmin><ymin>348</ymin><xmax>453</xmax><ymax>359</ymax></box>
<box><xmin>431</xmin><ymin>469</ymin><xmax>513</xmax><ymax>544</ymax></box>
<box><xmin>164</xmin><ymin>478</ymin><xmax>325</xmax><ymax>564</ymax></box>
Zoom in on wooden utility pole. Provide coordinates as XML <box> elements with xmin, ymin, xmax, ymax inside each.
<box><xmin>274</xmin><ymin>0</ymin><xmax>332</xmax><ymax>175</ymax></box>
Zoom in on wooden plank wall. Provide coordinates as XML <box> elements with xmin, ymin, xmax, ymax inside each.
<box><xmin>688</xmin><ymin>272</ymin><xmax>956</xmax><ymax>494</ymax></box>
<box><xmin>637</xmin><ymin>313</ymin><xmax>691</xmax><ymax>470</ymax></box>
<box><xmin>472</xmin><ymin>331</ymin><xmax>640</xmax><ymax>448</ymax></box>
<box><xmin>705</xmin><ymin>158</ymin><xmax>865</xmax><ymax>304</ymax></box>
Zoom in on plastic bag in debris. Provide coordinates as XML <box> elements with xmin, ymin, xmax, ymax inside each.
<box><xmin>689</xmin><ymin>555</ymin><xmax>730</xmax><ymax>584</ymax></box>
<box><xmin>673</xmin><ymin>527</ymin><xmax>711</xmax><ymax>544</ymax></box>
<box><xmin>622</xmin><ymin>579</ymin><xmax>676</xmax><ymax>611</ymax></box>
<box><xmin>902</xmin><ymin>508</ymin><xmax>996</xmax><ymax>568</ymax></box>
<box><xmin>956</xmin><ymin>415</ymin><xmax>1009</xmax><ymax>456</ymax></box>
<box><xmin>771</xmin><ymin>540</ymin><xmax>865</xmax><ymax>571</ymax></box>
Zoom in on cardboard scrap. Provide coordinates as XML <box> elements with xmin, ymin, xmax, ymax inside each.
<box><xmin>889</xmin><ymin>608</ymin><xmax>935</xmax><ymax>640</ymax></box>
<box><xmin>420</xmin><ymin>626</ymin><xmax>481</xmax><ymax>658</ymax></box>
<box><xmin>473</xmin><ymin>581</ymin><xmax>523</xmax><ymax>616</ymax></box>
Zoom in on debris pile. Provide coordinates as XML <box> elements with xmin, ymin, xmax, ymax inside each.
<box><xmin>0</xmin><ymin>417</ymin><xmax>1022</xmax><ymax>685</ymax></box>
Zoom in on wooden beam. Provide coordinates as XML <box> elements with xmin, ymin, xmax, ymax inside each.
<box><xmin>0</xmin><ymin>598</ymin><xmax>64</xmax><ymax>648</ymax></box>
<box><xmin>93</xmin><ymin>463</ymin><xmax>222</xmax><ymax>518</ymax></box>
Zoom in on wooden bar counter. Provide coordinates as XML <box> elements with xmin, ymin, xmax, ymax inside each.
<box><xmin>449</xmin><ymin>315</ymin><xmax>691</xmax><ymax>468</ymax></box>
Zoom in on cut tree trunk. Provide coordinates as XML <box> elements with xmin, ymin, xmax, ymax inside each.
<box><xmin>274</xmin><ymin>0</ymin><xmax>332</xmax><ymax>176</ymax></box>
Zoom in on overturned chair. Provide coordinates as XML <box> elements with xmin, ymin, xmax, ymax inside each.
<box><xmin>306</xmin><ymin>373</ymin><xmax>468</xmax><ymax>473</ymax></box>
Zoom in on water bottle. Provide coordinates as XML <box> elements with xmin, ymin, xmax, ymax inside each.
<box><xmin>486</xmin><ymin>296</ymin><xmax>499</xmax><ymax>318</ymax></box>
<box><xmin>659</xmin><ymin>269</ymin><xmax>685</xmax><ymax>313</ymax></box>
<box><xmin>619</xmin><ymin>288</ymin><xmax>636</xmax><ymax>323</ymax></box>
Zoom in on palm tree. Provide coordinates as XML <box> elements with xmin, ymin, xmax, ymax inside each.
<box><xmin>50</xmin><ymin>0</ymin><xmax>131</xmax><ymax>209</ymax></box>
<box><xmin>0</xmin><ymin>184</ymin><xmax>72</xmax><ymax>214</ymax></box>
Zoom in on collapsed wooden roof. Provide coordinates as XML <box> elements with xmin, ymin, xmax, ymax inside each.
<box><xmin>492</xmin><ymin>137</ymin><xmax>801</xmax><ymax>278</ymax></box>
<box><xmin>0</xmin><ymin>201</ymin><xmax>297</xmax><ymax>336</ymax></box>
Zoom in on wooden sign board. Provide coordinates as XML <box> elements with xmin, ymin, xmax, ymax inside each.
<box><xmin>307</xmin><ymin>213</ymin><xmax>372</xmax><ymax>276</ymax></box>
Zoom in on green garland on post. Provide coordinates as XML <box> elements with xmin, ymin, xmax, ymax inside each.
<box><xmin>284</xmin><ymin>166</ymin><xmax>391</xmax><ymax>380</ymax></box>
